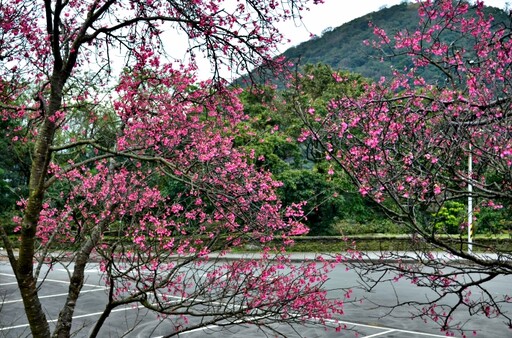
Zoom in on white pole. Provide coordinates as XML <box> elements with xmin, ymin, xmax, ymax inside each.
<box><xmin>468</xmin><ymin>146</ymin><xmax>473</xmax><ymax>254</ymax></box>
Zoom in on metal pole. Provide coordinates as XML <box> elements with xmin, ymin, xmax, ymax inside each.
<box><xmin>468</xmin><ymin>146</ymin><xmax>473</xmax><ymax>254</ymax></box>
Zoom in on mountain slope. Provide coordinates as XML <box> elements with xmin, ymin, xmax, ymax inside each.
<box><xmin>281</xmin><ymin>2</ymin><xmax>510</xmax><ymax>81</ymax></box>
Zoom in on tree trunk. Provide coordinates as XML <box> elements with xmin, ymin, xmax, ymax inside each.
<box><xmin>52</xmin><ymin>221</ymin><xmax>107</xmax><ymax>338</ymax></box>
<box><xmin>88</xmin><ymin>304</ymin><xmax>114</xmax><ymax>338</ymax></box>
<box><xmin>15</xmin><ymin>117</ymin><xmax>57</xmax><ymax>338</ymax></box>
<box><xmin>14</xmin><ymin>74</ymin><xmax>64</xmax><ymax>337</ymax></box>
<box><xmin>16</xmin><ymin>273</ymin><xmax>51</xmax><ymax>338</ymax></box>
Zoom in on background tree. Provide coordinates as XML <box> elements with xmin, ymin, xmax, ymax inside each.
<box><xmin>295</xmin><ymin>0</ymin><xmax>512</xmax><ymax>334</ymax></box>
<box><xmin>246</xmin><ymin>64</ymin><xmax>394</xmax><ymax>235</ymax></box>
<box><xmin>0</xmin><ymin>1</ymin><xmax>349</xmax><ymax>337</ymax></box>
<box><xmin>0</xmin><ymin>118</ymin><xmax>31</xmax><ymax>233</ymax></box>
<box><xmin>237</xmin><ymin>86</ymin><xmax>347</xmax><ymax>236</ymax></box>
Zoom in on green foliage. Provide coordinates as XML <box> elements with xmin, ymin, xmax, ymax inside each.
<box><xmin>296</xmin><ymin>64</ymin><xmax>366</xmax><ymax>101</ymax></box>
<box><xmin>237</xmin><ymin>68</ymin><xmax>387</xmax><ymax>236</ymax></box>
<box><xmin>276</xmin><ymin>168</ymin><xmax>344</xmax><ymax>235</ymax></box>
<box><xmin>238</xmin><ymin>86</ymin><xmax>349</xmax><ymax>235</ymax></box>
<box><xmin>476</xmin><ymin>205</ymin><xmax>512</xmax><ymax>235</ymax></box>
<box><xmin>285</xmin><ymin>64</ymin><xmax>368</xmax><ymax>108</ymax></box>
<box><xmin>236</xmin><ymin>86</ymin><xmax>305</xmax><ymax>173</ymax></box>
<box><xmin>0</xmin><ymin>118</ymin><xmax>31</xmax><ymax>234</ymax></box>
<box><xmin>0</xmin><ymin>121</ymin><xmax>30</xmax><ymax>205</ymax></box>
<box><xmin>433</xmin><ymin>201</ymin><xmax>466</xmax><ymax>234</ymax></box>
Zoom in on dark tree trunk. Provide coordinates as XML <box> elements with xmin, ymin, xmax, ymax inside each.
<box><xmin>14</xmin><ymin>72</ymin><xmax>65</xmax><ymax>338</ymax></box>
<box><xmin>15</xmin><ymin>117</ymin><xmax>56</xmax><ymax>338</ymax></box>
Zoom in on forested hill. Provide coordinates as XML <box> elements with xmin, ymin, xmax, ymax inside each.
<box><xmin>280</xmin><ymin>2</ymin><xmax>510</xmax><ymax>81</ymax></box>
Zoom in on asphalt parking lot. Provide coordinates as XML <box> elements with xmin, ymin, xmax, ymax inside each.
<box><xmin>0</xmin><ymin>260</ymin><xmax>461</xmax><ymax>338</ymax></box>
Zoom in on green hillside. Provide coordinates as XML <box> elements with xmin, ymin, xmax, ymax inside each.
<box><xmin>281</xmin><ymin>2</ymin><xmax>510</xmax><ymax>81</ymax></box>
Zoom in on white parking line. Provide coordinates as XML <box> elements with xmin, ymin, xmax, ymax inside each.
<box><xmin>384</xmin><ymin>329</ymin><xmax>449</xmax><ymax>338</ymax></box>
<box><xmin>38</xmin><ymin>277</ymin><xmax>103</xmax><ymax>289</ymax></box>
<box><xmin>363</xmin><ymin>330</ymin><xmax>395</xmax><ymax>337</ymax></box>
<box><xmin>360</xmin><ymin>325</ymin><xmax>449</xmax><ymax>338</ymax></box>
<box><xmin>0</xmin><ymin>272</ymin><xmax>103</xmax><ymax>289</ymax></box>
<box><xmin>155</xmin><ymin>315</ymin><xmax>272</xmax><ymax>337</ymax></box>
<box><xmin>0</xmin><ymin>323</ymin><xmax>32</xmax><ymax>331</ymax></box>
<box><xmin>154</xmin><ymin>324</ymin><xmax>220</xmax><ymax>337</ymax></box>
<box><xmin>0</xmin><ymin>304</ymin><xmax>148</xmax><ymax>331</ymax></box>
<box><xmin>0</xmin><ymin>273</ymin><xmax>15</xmax><ymax>278</ymax></box>
<box><xmin>0</xmin><ymin>282</ymin><xmax>18</xmax><ymax>286</ymax></box>
<box><xmin>319</xmin><ymin>318</ymin><xmax>449</xmax><ymax>338</ymax></box>
<box><xmin>3</xmin><ymin>288</ymin><xmax>107</xmax><ymax>304</ymax></box>
<box><xmin>56</xmin><ymin>268</ymin><xmax>98</xmax><ymax>273</ymax></box>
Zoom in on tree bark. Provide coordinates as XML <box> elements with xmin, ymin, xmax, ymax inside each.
<box><xmin>15</xmin><ymin>117</ymin><xmax>56</xmax><ymax>338</ymax></box>
<box><xmin>52</xmin><ymin>219</ymin><xmax>108</xmax><ymax>338</ymax></box>
<box><xmin>15</xmin><ymin>71</ymin><xmax>65</xmax><ymax>338</ymax></box>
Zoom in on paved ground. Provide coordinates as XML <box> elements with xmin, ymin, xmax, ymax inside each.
<box><xmin>0</xmin><ymin>252</ymin><xmax>509</xmax><ymax>337</ymax></box>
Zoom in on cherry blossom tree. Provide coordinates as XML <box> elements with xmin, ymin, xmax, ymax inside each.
<box><xmin>0</xmin><ymin>0</ymin><xmax>351</xmax><ymax>337</ymax></box>
<box><xmin>294</xmin><ymin>0</ymin><xmax>512</xmax><ymax>334</ymax></box>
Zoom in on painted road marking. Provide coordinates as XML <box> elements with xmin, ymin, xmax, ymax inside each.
<box><xmin>0</xmin><ymin>282</ymin><xmax>18</xmax><ymax>286</ymax></box>
<box><xmin>2</xmin><ymin>288</ymin><xmax>107</xmax><ymax>304</ymax></box>
<box><xmin>38</xmin><ymin>277</ymin><xmax>104</xmax><ymax>288</ymax></box>
<box><xmin>0</xmin><ymin>272</ymin><xmax>103</xmax><ymax>289</ymax></box>
<box><xmin>56</xmin><ymin>268</ymin><xmax>99</xmax><ymax>273</ymax></box>
<box><xmin>363</xmin><ymin>330</ymin><xmax>395</xmax><ymax>337</ymax></box>
<box><xmin>318</xmin><ymin>318</ymin><xmax>449</xmax><ymax>338</ymax></box>
<box><xmin>0</xmin><ymin>304</ymin><xmax>148</xmax><ymax>331</ymax></box>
